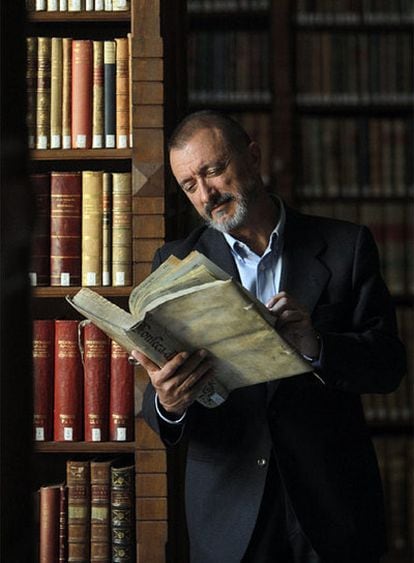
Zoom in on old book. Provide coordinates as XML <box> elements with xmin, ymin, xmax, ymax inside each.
<box><xmin>104</xmin><ymin>40</ymin><xmax>116</xmax><ymax>148</ymax></box>
<box><xmin>67</xmin><ymin>251</ymin><xmax>312</xmax><ymax>409</ymax></box>
<box><xmin>29</xmin><ymin>173</ymin><xmax>50</xmax><ymax>287</ymax></box>
<box><xmin>36</xmin><ymin>36</ymin><xmax>51</xmax><ymax>149</ymax></box>
<box><xmin>111</xmin><ymin>462</ymin><xmax>135</xmax><ymax>562</ymax></box>
<box><xmin>109</xmin><ymin>341</ymin><xmax>134</xmax><ymax>441</ymax></box>
<box><xmin>82</xmin><ymin>321</ymin><xmax>110</xmax><ymax>442</ymax></box>
<box><xmin>33</xmin><ymin>320</ymin><xmax>55</xmax><ymax>441</ymax></box>
<box><xmin>82</xmin><ymin>170</ymin><xmax>103</xmax><ymax>286</ymax></box>
<box><xmin>54</xmin><ymin>320</ymin><xmax>83</xmax><ymax>441</ymax></box>
<box><xmin>102</xmin><ymin>172</ymin><xmax>112</xmax><ymax>286</ymax></box>
<box><xmin>59</xmin><ymin>485</ymin><xmax>68</xmax><ymax>563</ymax></box>
<box><xmin>50</xmin><ymin>171</ymin><xmax>82</xmax><ymax>286</ymax></box>
<box><xmin>90</xmin><ymin>459</ymin><xmax>113</xmax><ymax>562</ymax></box>
<box><xmin>62</xmin><ymin>37</ymin><xmax>72</xmax><ymax>149</ymax></box>
<box><xmin>115</xmin><ymin>37</ymin><xmax>129</xmax><ymax>148</ymax></box>
<box><xmin>39</xmin><ymin>484</ymin><xmax>61</xmax><ymax>563</ymax></box>
<box><xmin>50</xmin><ymin>37</ymin><xmax>63</xmax><ymax>148</ymax></box>
<box><xmin>66</xmin><ymin>460</ymin><xmax>91</xmax><ymax>562</ymax></box>
<box><xmin>112</xmin><ymin>172</ymin><xmax>132</xmax><ymax>286</ymax></box>
<box><xmin>92</xmin><ymin>41</ymin><xmax>104</xmax><ymax>148</ymax></box>
<box><xmin>384</xmin><ymin>203</ymin><xmax>405</xmax><ymax>295</ymax></box>
<box><xmin>26</xmin><ymin>37</ymin><xmax>38</xmax><ymax>149</ymax></box>
<box><xmin>72</xmin><ymin>39</ymin><xmax>93</xmax><ymax>149</ymax></box>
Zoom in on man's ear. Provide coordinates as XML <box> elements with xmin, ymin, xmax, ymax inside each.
<box><xmin>247</xmin><ymin>141</ymin><xmax>261</xmax><ymax>171</ymax></box>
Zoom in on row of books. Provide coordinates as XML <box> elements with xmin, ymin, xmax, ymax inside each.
<box><xmin>296</xmin><ymin>32</ymin><xmax>413</xmax><ymax>102</ymax></box>
<box><xmin>298</xmin><ymin>117</ymin><xmax>414</xmax><ymax>198</ymax></box>
<box><xmin>296</xmin><ymin>0</ymin><xmax>414</xmax><ymax>24</ymax></box>
<box><xmin>27</xmin><ymin>36</ymin><xmax>131</xmax><ymax>150</ymax></box>
<box><xmin>30</xmin><ymin>171</ymin><xmax>132</xmax><ymax>287</ymax></box>
<box><xmin>33</xmin><ymin>319</ymin><xmax>134</xmax><ymax>442</ymax></box>
<box><xmin>28</xmin><ymin>0</ymin><xmax>129</xmax><ymax>11</ymax></box>
<box><xmin>188</xmin><ymin>0</ymin><xmax>269</xmax><ymax>11</ymax></box>
<box><xmin>37</xmin><ymin>459</ymin><xmax>135</xmax><ymax>562</ymax></box>
<box><xmin>188</xmin><ymin>30</ymin><xmax>271</xmax><ymax>104</ymax></box>
<box><xmin>300</xmin><ymin>201</ymin><xmax>414</xmax><ymax>296</ymax></box>
<box><xmin>373</xmin><ymin>435</ymin><xmax>414</xmax><ymax>554</ymax></box>
<box><xmin>232</xmin><ymin>112</ymin><xmax>271</xmax><ymax>185</ymax></box>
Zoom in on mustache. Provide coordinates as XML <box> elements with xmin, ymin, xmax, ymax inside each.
<box><xmin>204</xmin><ymin>193</ymin><xmax>236</xmax><ymax>217</ymax></box>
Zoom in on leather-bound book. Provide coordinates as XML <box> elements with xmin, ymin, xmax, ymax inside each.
<box><xmin>112</xmin><ymin>172</ymin><xmax>132</xmax><ymax>287</ymax></box>
<box><xmin>82</xmin><ymin>170</ymin><xmax>103</xmax><ymax>286</ymax></box>
<box><xmin>33</xmin><ymin>320</ymin><xmax>54</xmax><ymax>441</ymax></box>
<box><xmin>72</xmin><ymin>39</ymin><xmax>93</xmax><ymax>149</ymax></box>
<box><xmin>39</xmin><ymin>484</ymin><xmax>61</xmax><ymax>563</ymax></box>
<box><xmin>50</xmin><ymin>171</ymin><xmax>82</xmax><ymax>287</ymax></box>
<box><xmin>109</xmin><ymin>341</ymin><xmax>134</xmax><ymax>441</ymax></box>
<box><xmin>90</xmin><ymin>459</ymin><xmax>113</xmax><ymax>562</ymax></box>
<box><xmin>26</xmin><ymin>37</ymin><xmax>37</xmax><ymax>149</ymax></box>
<box><xmin>54</xmin><ymin>320</ymin><xmax>83</xmax><ymax>441</ymax></box>
<box><xmin>50</xmin><ymin>37</ymin><xmax>63</xmax><ymax>148</ymax></box>
<box><xmin>59</xmin><ymin>485</ymin><xmax>68</xmax><ymax>563</ymax></box>
<box><xmin>36</xmin><ymin>36</ymin><xmax>51</xmax><ymax>149</ymax></box>
<box><xmin>66</xmin><ymin>460</ymin><xmax>91</xmax><ymax>562</ymax></box>
<box><xmin>30</xmin><ymin>173</ymin><xmax>50</xmax><ymax>287</ymax></box>
<box><xmin>115</xmin><ymin>37</ymin><xmax>129</xmax><ymax>149</ymax></box>
<box><xmin>62</xmin><ymin>37</ymin><xmax>72</xmax><ymax>149</ymax></box>
<box><xmin>104</xmin><ymin>40</ymin><xmax>116</xmax><ymax>148</ymax></box>
<box><xmin>92</xmin><ymin>41</ymin><xmax>104</xmax><ymax>148</ymax></box>
<box><xmin>102</xmin><ymin>172</ymin><xmax>112</xmax><ymax>286</ymax></box>
<box><xmin>111</xmin><ymin>462</ymin><xmax>135</xmax><ymax>562</ymax></box>
<box><xmin>83</xmin><ymin>322</ymin><xmax>110</xmax><ymax>442</ymax></box>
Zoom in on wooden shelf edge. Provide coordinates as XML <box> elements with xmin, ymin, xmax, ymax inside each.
<box><xmin>32</xmin><ymin>286</ymin><xmax>133</xmax><ymax>298</ymax></box>
<box><xmin>34</xmin><ymin>441</ymin><xmax>136</xmax><ymax>453</ymax></box>
<box><xmin>28</xmin><ymin>10</ymin><xmax>130</xmax><ymax>23</ymax></box>
<box><xmin>30</xmin><ymin>148</ymin><xmax>132</xmax><ymax>161</ymax></box>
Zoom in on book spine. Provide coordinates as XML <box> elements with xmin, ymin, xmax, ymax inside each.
<box><xmin>90</xmin><ymin>460</ymin><xmax>112</xmax><ymax>562</ymax></box>
<box><xmin>33</xmin><ymin>320</ymin><xmax>55</xmax><ymax>442</ymax></box>
<box><xmin>102</xmin><ymin>172</ymin><xmax>112</xmax><ymax>286</ymax></box>
<box><xmin>29</xmin><ymin>173</ymin><xmax>51</xmax><ymax>287</ymax></box>
<box><xmin>26</xmin><ymin>37</ymin><xmax>38</xmax><ymax>149</ymax></box>
<box><xmin>83</xmin><ymin>322</ymin><xmax>110</xmax><ymax>442</ymax></box>
<box><xmin>113</xmin><ymin>0</ymin><xmax>129</xmax><ymax>10</ymax></box>
<box><xmin>111</xmin><ymin>464</ymin><xmax>135</xmax><ymax>562</ymax></box>
<box><xmin>72</xmin><ymin>39</ymin><xmax>93</xmax><ymax>149</ymax></box>
<box><xmin>109</xmin><ymin>341</ymin><xmax>134</xmax><ymax>441</ymax></box>
<box><xmin>59</xmin><ymin>485</ymin><xmax>68</xmax><ymax>563</ymax></box>
<box><xmin>39</xmin><ymin>485</ymin><xmax>61</xmax><ymax>563</ymax></box>
<box><xmin>82</xmin><ymin>170</ymin><xmax>103</xmax><ymax>286</ymax></box>
<box><xmin>92</xmin><ymin>41</ymin><xmax>104</xmax><ymax>148</ymax></box>
<box><xmin>128</xmin><ymin>33</ymin><xmax>133</xmax><ymax>148</ymax></box>
<box><xmin>50</xmin><ymin>37</ymin><xmax>63</xmax><ymax>148</ymax></box>
<box><xmin>112</xmin><ymin>172</ymin><xmax>132</xmax><ymax>287</ymax></box>
<box><xmin>50</xmin><ymin>171</ymin><xmax>82</xmax><ymax>286</ymax></box>
<box><xmin>54</xmin><ymin>320</ymin><xmax>83</xmax><ymax>441</ymax></box>
<box><xmin>62</xmin><ymin>37</ymin><xmax>72</xmax><ymax>149</ymax></box>
<box><xmin>104</xmin><ymin>41</ymin><xmax>116</xmax><ymax>148</ymax></box>
<box><xmin>66</xmin><ymin>460</ymin><xmax>91</xmax><ymax>563</ymax></box>
<box><xmin>36</xmin><ymin>36</ymin><xmax>51</xmax><ymax>149</ymax></box>
<box><xmin>115</xmin><ymin>37</ymin><xmax>129</xmax><ymax>148</ymax></box>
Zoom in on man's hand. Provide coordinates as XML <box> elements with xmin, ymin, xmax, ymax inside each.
<box><xmin>266</xmin><ymin>291</ymin><xmax>320</xmax><ymax>359</ymax></box>
<box><xmin>130</xmin><ymin>348</ymin><xmax>214</xmax><ymax>416</ymax></box>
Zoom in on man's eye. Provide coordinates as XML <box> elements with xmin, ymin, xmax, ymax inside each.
<box><xmin>183</xmin><ymin>183</ymin><xmax>196</xmax><ymax>193</ymax></box>
<box><xmin>206</xmin><ymin>166</ymin><xmax>222</xmax><ymax>176</ymax></box>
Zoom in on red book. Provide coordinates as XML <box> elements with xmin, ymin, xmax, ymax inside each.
<box><xmin>109</xmin><ymin>341</ymin><xmax>134</xmax><ymax>441</ymax></box>
<box><xmin>54</xmin><ymin>320</ymin><xmax>83</xmax><ymax>441</ymax></box>
<box><xmin>50</xmin><ymin>172</ymin><xmax>82</xmax><ymax>287</ymax></box>
<box><xmin>39</xmin><ymin>484</ymin><xmax>61</xmax><ymax>563</ymax></box>
<box><xmin>30</xmin><ymin>174</ymin><xmax>51</xmax><ymax>287</ymax></box>
<box><xmin>33</xmin><ymin>320</ymin><xmax>55</xmax><ymax>442</ymax></box>
<box><xmin>83</xmin><ymin>322</ymin><xmax>110</xmax><ymax>442</ymax></box>
<box><xmin>72</xmin><ymin>39</ymin><xmax>93</xmax><ymax>149</ymax></box>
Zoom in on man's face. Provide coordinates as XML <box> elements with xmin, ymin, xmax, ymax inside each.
<box><xmin>170</xmin><ymin>127</ymin><xmax>260</xmax><ymax>233</ymax></box>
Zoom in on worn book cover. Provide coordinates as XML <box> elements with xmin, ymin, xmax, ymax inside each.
<box><xmin>67</xmin><ymin>251</ymin><xmax>312</xmax><ymax>408</ymax></box>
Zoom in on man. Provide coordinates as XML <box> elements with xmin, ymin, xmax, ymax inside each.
<box><xmin>131</xmin><ymin>110</ymin><xmax>406</xmax><ymax>563</ymax></box>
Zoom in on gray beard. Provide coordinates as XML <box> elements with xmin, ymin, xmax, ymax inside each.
<box><xmin>206</xmin><ymin>196</ymin><xmax>249</xmax><ymax>233</ymax></box>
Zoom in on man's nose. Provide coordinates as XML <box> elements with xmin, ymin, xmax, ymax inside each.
<box><xmin>198</xmin><ymin>177</ymin><xmax>215</xmax><ymax>204</ymax></box>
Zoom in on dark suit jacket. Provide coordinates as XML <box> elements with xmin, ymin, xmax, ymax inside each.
<box><xmin>142</xmin><ymin>207</ymin><xmax>406</xmax><ymax>563</ymax></box>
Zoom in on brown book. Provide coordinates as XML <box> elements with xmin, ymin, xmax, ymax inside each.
<box><xmin>30</xmin><ymin>173</ymin><xmax>51</xmax><ymax>287</ymax></box>
<box><xmin>82</xmin><ymin>170</ymin><xmax>103</xmax><ymax>286</ymax></box>
<box><xmin>36</xmin><ymin>36</ymin><xmax>51</xmax><ymax>149</ymax></box>
<box><xmin>115</xmin><ymin>37</ymin><xmax>129</xmax><ymax>149</ymax></box>
<box><xmin>90</xmin><ymin>459</ymin><xmax>113</xmax><ymax>562</ymax></box>
<box><xmin>59</xmin><ymin>485</ymin><xmax>68</xmax><ymax>563</ymax></box>
<box><xmin>109</xmin><ymin>341</ymin><xmax>134</xmax><ymax>442</ymax></box>
<box><xmin>104</xmin><ymin>40</ymin><xmax>116</xmax><ymax>148</ymax></box>
<box><xmin>33</xmin><ymin>320</ymin><xmax>54</xmax><ymax>441</ymax></box>
<box><xmin>50</xmin><ymin>171</ymin><xmax>82</xmax><ymax>287</ymax></box>
<box><xmin>111</xmin><ymin>462</ymin><xmax>135</xmax><ymax>562</ymax></box>
<box><xmin>62</xmin><ymin>37</ymin><xmax>72</xmax><ymax>149</ymax></box>
<box><xmin>26</xmin><ymin>37</ymin><xmax>38</xmax><ymax>149</ymax></box>
<box><xmin>92</xmin><ymin>41</ymin><xmax>104</xmax><ymax>149</ymax></box>
<box><xmin>72</xmin><ymin>39</ymin><xmax>93</xmax><ymax>149</ymax></box>
<box><xmin>54</xmin><ymin>320</ymin><xmax>83</xmax><ymax>441</ymax></box>
<box><xmin>50</xmin><ymin>37</ymin><xmax>63</xmax><ymax>149</ymax></box>
<box><xmin>112</xmin><ymin>172</ymin><xmax>132</xmax><ymax>287</ymax></box>
<box><xmin>102</xmin><ymin>172</ymin><xmax>112</xmax><ymax>286</ymax></box>
<box><xmin>39</xmin><ymin>484</ymin><xmax>61</xmax><ymax>563</ymax></box>
<box><xmin>384</xmin><ymin>203</ymin><xmax>405</xmax><ymax>295</ymax></box>
<box><xmin>83</xmin><ymin>322</ymin><xmax>110</xmax><ymax>442</ymax></box>
<box><xmin>66</xmin><ymin>460</ymin><xmax>91</xmax><ymax>563</ymax></box>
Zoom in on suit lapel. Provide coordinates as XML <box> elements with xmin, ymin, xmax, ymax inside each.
<box><xmin>194</xmin><ymin>228</ymin><xmax>241</xmax><ymax>281</ymax></box>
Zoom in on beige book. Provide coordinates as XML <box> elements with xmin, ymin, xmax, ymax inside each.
<box><xmin>26</xmin><ymin>37</ymin><xmax>38</xmax><ymax>149</ymax></box>
<box><xmin>92</xmin><ymin>41</ymin><xmax>104</xmax><ymax>148</ymax></box>
<box><xmin>50</xmin><ymin>37</ymin><xmax>63</xmax><ymax>148</ymax></box>
<box><xmin>62</xmin><ymin>38</ymin><xmax>72</xmax><ymax>149</ymax></box>
<box><xmin>67</xmin><ymin>251</ymin><xmax>313</xmax><ymax>409</ymax></box>
<box><xmin>115</xmin><ymin>37</ymin><xmax>129</xmax><ymax>148</ymax></box>
<box><xmin>127</xmin><ymin>32</ymin><xmax>133</xmax><ymax>148</ymax></box>
<box><xmin>82</xmin><ymin>171</ymin><xmax>103</xmax><ymax>286</ymax></box>
<box><xmin>112</xmin><ymin>172</ymin><xmax>132</xmax><ymax>287</ymax></box>
<box><xmin>102</xmin><ymin>172</ymin><xmax>112</xmax><ymax>286</ymax></box>
<box><xmin>113</xmin><ymin>0</ymin><xmax>129</xmax><ymax>10</ymax></box>
<box><xmin>36</xmin><ymin>37</ymin><xmax>51</xmax><ymax>149</ymax></box>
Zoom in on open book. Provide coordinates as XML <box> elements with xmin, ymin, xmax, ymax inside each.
<box><xmin>66</xmin><ymin>251</ymin><xmax>312</xmax><ymax>408</ymax></box>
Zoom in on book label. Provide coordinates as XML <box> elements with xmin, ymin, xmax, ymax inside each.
<box><xmin>63</xmin><ymin>136</ymin><xmax>71</xmax><ymax>149</ymax></box>
<box><xmin>37</xmin><ymin>135</ymin><xmax>48</xmax><ymax>149</ymax></box>
<box><xmin>64</xmin><ymin>427</ymin><xmax>73</xmax><ymax>441</ymax></box>
<box><xmin>115</xmin><ymin>271</ymin><xmax>125</xmax><ymax>286</ymax></box>
<box><xmin>35</xmin><ymin>427</ymin><xmax>45</xmax><ymax>441</ymax></box>
<box><xmin>59</xmin><ymin>0</ymin><xmax>67</xmax><ymax>9</ymax></box>
<box><xmin>105</xmin><ymin>134</ymin><xmax>115</xmax><ymax>148</ymax></box>
<box><xmin>29</xmin><ymin>272</ymin><xmax>38</xmax><ymax>286</ymax></box>
<box><xmin>86</xmin><ymin>272</ymin><xmax>97</xmax><ymax>286</ymax></box>
<box><xmin>29</xmin><ymin>135</ymin><xmax>35</xmax><ymax>149</ymax></box>
<box><xmin>95</xmin><ymin>0</ymin><xmax>104</xmax><ymax>9</ymax></box>
<box><xmin>36</xmin><ymin>0</ymin><xmax>46</xmax><ymax>9</ymax></box>
<box><xmin>92</xmin><ymin>428</ymin><xmax>102</xmax><ymax>441</ymax></box>
<box><xmin>117</xmin><ymin>135</ymin><xmax>128</xmax><ymax>148</ymax></box>
<box><xmin>116</xmin><ymin>427</ymin><xmax>126</xmax><ymax>441</ymax></box>
<box><xmin>47</xmin><ymin>0</ymin><xmax>58</xmax><ymax>10</ymax></box>
<box><xmin>50</xmin><ymin>134</ymin><xmax>61</xmax><ymax>149</ymax></box>
<box><xmin>85</xmin><ymin>0</ymin><xmax>94</xmax><ymax>9</ymax></box>
<box><xmin>68</xmin><ymin>0</ymin><xmax>81</xmax><ymax>10</ymax></box>
<box><xmin>93</xmin><ymin>135</ymin><xmax>103</xmax><ymax>148</ymax></box>
<box><xmin>102</xmin><ymin>271</ymin><xmax>110</xmax><ymax>286</ymax></box>
<box><xmin>76</xmin><ymin>135</ymin><xmax>87</xmax><ymax>148</ymax></box>
<box><xmin>61</xmin><ymin>273</ymin><xmax>71</xmax><ymax>286</ymax></box>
